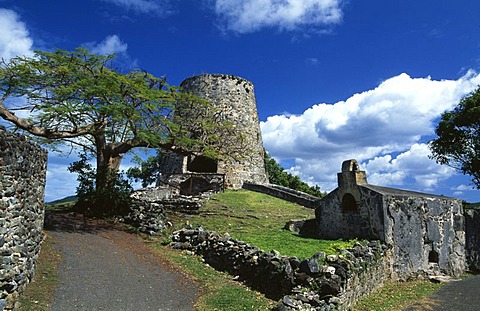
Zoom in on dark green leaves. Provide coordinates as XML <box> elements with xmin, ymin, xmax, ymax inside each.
<box><xmin>430</xmin><ymin>87</ymin><xmax>480</xmax><ymax>188</ymax></box>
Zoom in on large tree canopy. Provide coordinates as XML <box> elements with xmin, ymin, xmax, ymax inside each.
<box><xmin>430</xmin><ymin>86</ymin><xmax>480</xmax><ymax>188</ymax></box>
<box><xmin>0</xmin><ymin>48</ymin><xmax>229</xmax><ymax>187</ymax></box>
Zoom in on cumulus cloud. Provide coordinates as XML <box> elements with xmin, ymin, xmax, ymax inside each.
<box><xmin>86</xmin><ymin>34</ymin><xmax>128</xmax><ymax>55</ymax></box>
<box><xmin>101</xmin><ymin>0</ymin><xmax>173</xmax><ymax>16</ymax></box>
<box><xmin>0</xmin><ymin>9</ymin><xmax>33</xmax><ymax>61</ymax></box>
<box><xmin>213</xmin><ymin>0</ymin><xmax>344</xmax><ymax>34</ymax></box>
<box><xmin>261</xmin><ymin>71</ymin><xmax>480</xmax><ymax>193</ymax></box>
<box><xmin>84</xmin><ymin>35</ymin><xmax>138</xmax><ymax>68</ymax></box>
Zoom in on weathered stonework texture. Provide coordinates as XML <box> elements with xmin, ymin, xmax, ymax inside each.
<box><xmin>171</xmin><ymin>227</ymin><xmax>389</xmax><ymax>311</ymax></box>
<box><xmin>315</xmin><ymin>159</ymin><xmax>466</xmax><ymax>279</ymax></box>
<box><xmin>0</xmin><ymin>127</ymin><xmax>47</xmax><ymax>310</ymax></box>
<box><xmin>160</xmin><ymin>74</ymin><xmax>268</xmax><ymax>189</ymax></box>
<box><xmin>465</xmin><ymin>209</ymin><xmax>480</xmax><ymax>271</ymax></box>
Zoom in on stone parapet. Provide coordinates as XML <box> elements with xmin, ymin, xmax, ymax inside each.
<box><xmin>242</xmin><ymin>182</ymin><xmax>320</xmax><ymax>209</ymax></box>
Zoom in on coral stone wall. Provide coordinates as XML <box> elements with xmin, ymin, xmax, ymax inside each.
<box><xmin>316</xmin><ymin>186</ymin><xmax>466</xmax><ymax>279</ymax></box>
<box><xmin>171</xmin><ymin>227</ymin><xmax>390</xmax><ymax>311</ymax></box>
<box><xmin>465</xmin><ymin>209</ymin><xmax>480</xmax><ymax>271</ymax></box>
<box><xmin>380</xmin><ymin>192</ymin><xmax>465</xmax><ymax>278</ymax></box>
<box><xmin>162</xmin><ymin>74</ymin><xmax>268</xmax><ymax>189</ymax></box>
<box><xmin>316</xmin><ymin>160</ymin><xmax>465</xmax><ymax>280</ymax></box>
<box><xmin>0</xmin><ymin>127</ymin><xmax>47</xmax><ymax>310</ymax></box>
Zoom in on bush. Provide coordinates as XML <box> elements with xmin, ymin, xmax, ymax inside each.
<box><xmin>68</xmin><ymin>153</ymin><xmax>133</xmax><ymax>217</ymax></box>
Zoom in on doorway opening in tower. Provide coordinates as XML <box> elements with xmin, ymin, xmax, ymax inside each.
<box><xmin>187</xmin><ymin>155</ymin><xmax>218</xmax><ymax>173</ymax></box>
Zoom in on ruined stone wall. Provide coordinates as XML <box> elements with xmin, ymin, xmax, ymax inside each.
<box><xmin>382</xmin><ymin>194</ymin><xmax>465</xmax><ymax>278</ymax></box>
<box><xmin>242</xmin><ymin>182</ymin><xmax>320</xmax><ymax>209</ymax></box>
<box><xmin>315</xmin><ymin>187</ymin><xmax>384</xmax><ymax>241</ymax></box>
<box><xmin>465</xmin><ymin>209</ymin><xmax>480</xmax><ymax>271</ymax></box>
<box><xmin>0</xmin><ymin>127</ymin><xmax>47</xmax><ymax>310</ymax></box>
<box><xmin>161</xmin><ymin>74</ymin><xmax>268</xmax><ymax>189</ymax></box>
<box><xmin>171</xmin><ymin>227</ymin><xmax>390</xmax><ymax>311</ymax></box>
<box><xmin>316</xmin><ymin>184</ymin><xmax>465</xmax><ymax>279</ymax></box>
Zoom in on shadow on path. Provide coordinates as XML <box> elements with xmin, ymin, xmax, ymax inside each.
<box><xmin>46</xmin><ymin>211</ymin><xmax>198</xmax><ymax>311</ymax></box>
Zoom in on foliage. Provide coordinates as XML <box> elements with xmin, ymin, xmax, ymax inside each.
<box><xmin>0</xmin><ymin>48</ymin><xmax>233</xmax><ymax>215</ymax></box>
<box><xmin>68</xmin><ymin>153</ymin><xmax>133</xmax><ymax>217</ymax></box>
<box><xmin>126</xmin><ymin>150</ymin><xmax>165</xmax><ymax>187</ymax></box>
<box><xmin>264</xmin><ymin>151</ymin><xmax>325</xmax><ymax>198</ymax></box>
<box><xmin>464</xmin><ymin>201</ymin><xmax>480</xmax><ymax>210</ymax></box>
<box><xmin>430</xmin><ymin>87</ymin><xmax>480</xmax><ymax>188</ymax></box>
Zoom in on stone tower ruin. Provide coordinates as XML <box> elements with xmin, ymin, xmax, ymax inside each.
<box><xmin>159</xmin><ymin>74</ymin><xmax>268</xmax><ymax>189</ymax></box>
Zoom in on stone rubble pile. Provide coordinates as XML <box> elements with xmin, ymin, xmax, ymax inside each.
<box><xmin>123</xmin><ymin>188</ymin><xmax>215</xmax><ymax>235</ymax></box>
<box><xmin>122</xmin><ymin>200</ymin><xmax>171</xmax><ymax>235</ymax></box>
<box><xmin>170</xmin><ymin>226</ymin><xmax>389</xmax><ymax>310</ymax></box>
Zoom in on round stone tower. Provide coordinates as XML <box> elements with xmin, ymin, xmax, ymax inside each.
<box><xmin>160</xmin><ymin>74</ymin><xmax>268</xmax><ymax>189</ymax></box>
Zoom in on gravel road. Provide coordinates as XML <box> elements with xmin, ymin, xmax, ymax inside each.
<box><xmin>46</xmin><ymin>213</ymin><xmax>198</xmax><ymax>311</ymax></box>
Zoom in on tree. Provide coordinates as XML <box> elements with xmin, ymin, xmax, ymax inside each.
<box><xmin>0</xmin><ymin>48</ymin><xmax>229</xmax><ymax>197</ymax></box>
<box><xmin>264</xmin><ymin>151</ymin><xmax>325</xmax><ymax>197</ymax></box>
<box><xmin>430</xmin><ymin>86</ymin><xmax>480</xmax><ymax>188</ymax></box>
<box><xmin>126</xmin><ymin>150</ymin><xmax>165</xmax><ymax>188</ymax></box>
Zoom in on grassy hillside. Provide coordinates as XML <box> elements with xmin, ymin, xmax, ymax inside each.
<box><xmin>165</xmin><ymin>189</ymin><xmax>352</xmax><ymax>259</ymax></box>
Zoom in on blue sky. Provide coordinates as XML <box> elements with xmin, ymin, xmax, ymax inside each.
<box><xmin>1</xmin><ymin>0</ymin><xmax>480</xmax><ymax>202</ymax></box>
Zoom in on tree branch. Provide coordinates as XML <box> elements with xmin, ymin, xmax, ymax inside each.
<box><xmin>0</xmin><ymin>104</ymin><xmax>94</xmax><ymax>139</ymax></box>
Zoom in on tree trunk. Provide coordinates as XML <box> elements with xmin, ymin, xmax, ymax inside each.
<box><xmin>94</xmin><ymin>133</ymin><xmax>124</xmax><ymax>191</ymax></box>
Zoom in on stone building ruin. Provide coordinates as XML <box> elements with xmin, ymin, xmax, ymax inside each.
<box><xmin>158</xmin><ymin>74</ymin><xmax>268</xmax><ymax>190</ymax></box>
<box><xmin>315</xmin><ymin>159</ymin><xmax>465</xmax><ymax>279</ymax></box>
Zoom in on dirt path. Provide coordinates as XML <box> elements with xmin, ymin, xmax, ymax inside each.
<box><xmin>45</xmin><ymin>212</ymin><xmax>198</xmax><ymax>311</ymax></box>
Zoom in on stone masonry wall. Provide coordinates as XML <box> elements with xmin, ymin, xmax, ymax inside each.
<box><xmin>0</xmin><ymin>127</ymin><xmax>47</xmax><ymax>310</ymax></box>
<box><xmin>171</xmin><ymin>227</ymin><xmax>389</xmax><ymax>310</ymax></box>
<box><xmin>382</xmin><ymin>194</ymin><xmax>465</xmax><ymax>278</ymax></box>
<box><xmin>161</xmin><ymin>74</ymin><xmax>268</xmax><ymax>189</ymax></box>
<box><xmin>242</xmin><ymin>182</ymin><xmax>320</xmax><ymax>209</ymax></box>
<box><xmin>465</xmin><ymin>209</ymin><xmax>480</xmax><ymax>272</ymax></box>
<box><xmin>316</xmin><ymin>183</ymin><xmax>465</xmax><ymax>279</ymax></box>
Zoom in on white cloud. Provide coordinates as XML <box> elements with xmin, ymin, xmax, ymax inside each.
<box><xmin>261</xmin><ymin>71</ymin><xmax>480</xmax><ymax>194</ymax></box>
<box><xmin>214</xmin><ymin>0</ymin><xmax>344</xmax><ymax>34</ymax></box>
<box><xmin>0</xmin><ymin>9</ymin><xmax>33</xmax><ymax>61</ymax></box>
<box><xmin>452</xmin><ymin>184</ymin><xmax>476</xmax><ymax>191</ymax></box>
<box><xmin>101</xmin><ymin>0</ymin><xmax>173</xmax><ymax>16</ymax></box>
<box><xmin>45</xmin><ymin>159</ymin><xmax>79</xmax><ymax>202</ymax></box>
<box><xmin>84</xmin><ymin>35</ymin><xmax>138</xmax><ymax>69</ymax></box>
<box><xmin>87</xmin><ymin>34</ymin><xmax>128</xmax><ymax>55</ymax></box>
<box><xmin>306</xmin><ymin>57</ymin><xmax>320</xmax><ymax>66</ymax></box>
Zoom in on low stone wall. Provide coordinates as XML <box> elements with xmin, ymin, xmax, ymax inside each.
<box><xmin>0</xmin><ymin>127</ymin><xmax>47</xmax><ymax>310</ymax></box>
<box><xmin>465</xmin><ymin>209</ymin><xmax>480</xmax><ymax>272</ymax></box>
<box><xmin>171</xmin><ymin>227</ymin><xmax>389</xmax><ymax>310</ymax></box>
<box><xmin>242</xmin><ymin>182</ymin><xmax>320</xmax><ymax>209</ymax></box>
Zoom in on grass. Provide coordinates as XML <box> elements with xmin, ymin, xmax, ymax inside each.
<box><xmin>353</xmin><ymin>280</ymin><xmax>444</xmax><ymax>311</ymax></box>
<box><xmin>144</xmin><ymin>238</ymin><xmax>276</xmax><ymax>310</ymax></box>
<box><xmin>166</xmin><ymin>189</ymin><xmax>354</xmax><ymax>259</ymax></box>
<box><xmin>20</xmin><ymin>190</ymin><xmax>446</xmax><ymax>310</ymax></box>
<box><xmin>17</xmin><ymin>233</ymin><xmax>62</xmax><ymax>311</ymax></box>
<box><xmin>44</xmin><ymin>201</ymin><xmax>75</xmax><ymax>212</ymax></box>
